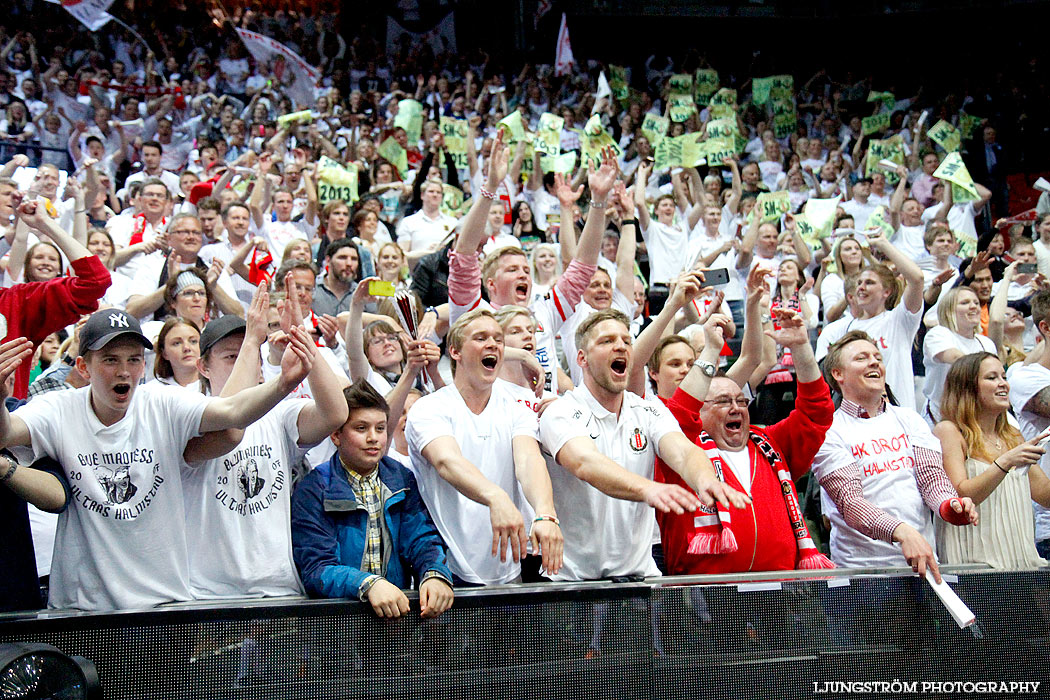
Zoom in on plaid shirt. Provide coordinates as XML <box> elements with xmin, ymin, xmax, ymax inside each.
<box><xmin>344</xmin><ymin>466</ymin><xmax>384</xmax><ymax>598</ymax></box>
<box><xmin>27</xmin><ymin>364</ymin><xmax>74</xmax><ymax>400</ymax></box>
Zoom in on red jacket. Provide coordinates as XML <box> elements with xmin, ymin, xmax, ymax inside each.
<box><xmin>656</xmin><ymin>378</ymin><xmax>834</xmax><ymax>575</ymax></box>
<box><xmin>1</xmin><ymin>256</ymin><xmax>111</xmax><ymax>399</ymax></box>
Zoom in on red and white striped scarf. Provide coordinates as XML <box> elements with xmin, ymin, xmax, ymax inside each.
<box><xmin>690</xmin><ymin>429</ymin><xmax>834</xmax><ymax>570</ymax></box>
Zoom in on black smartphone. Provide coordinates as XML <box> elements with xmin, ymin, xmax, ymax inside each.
<box><xmin>1019</xmin><ymin>263</ymin><xmax>1038</xmax><ymax>274</ymax></box>
<box><xmin>702</xmin><ymin>268</ymin><xmax>730</xmax><ymax>286</ymax></box>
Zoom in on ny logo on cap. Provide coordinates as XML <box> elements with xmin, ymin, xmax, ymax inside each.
<box><xmin>108</xmin><ymin>313</ymin><xmax>130</xmax><ymax>328</ymax></box>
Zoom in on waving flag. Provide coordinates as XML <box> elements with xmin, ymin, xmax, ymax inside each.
<box><xmin>554</xmin><ymin>14</ymin><xmax>575</xmax><ymax>77</ymax></box>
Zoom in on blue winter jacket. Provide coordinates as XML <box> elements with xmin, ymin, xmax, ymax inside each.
<box><xmin>290</xmin><ymin>454</ymin><xmax>452</xmax><ymax>598</ymax></box>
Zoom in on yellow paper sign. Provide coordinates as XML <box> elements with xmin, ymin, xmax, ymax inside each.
<box><xmin>541</xmin><ymin>151</ymin><xmax>577</xmax><ymax>174</ymax></box>
<box><xmin>276</xmin><ymin>110</ymin><xmax>313</xmax><ymax>128</ymax></box>
<box><xmin>535</xmin><ymin>112</ymin><xmax>564</xmax><ymax>156</ymax></box>
<box><xmin>668</xmin><ymin>94</ymin><xmax>697</xmax><ymax>123</ymax></box>
<box><xmin>866</xmin><ymin>206</ymin><xmax>895</xmax><ymax>238</ymax></box>
<box><xmin>641</xmin><ymin>113</ymin><xmax>669</xmax><ymax>147</ymax></box>
<box><xmin>377</xmin><ymin>137</ymin><xmax>407</xmax><ymax>177</ymax></box>
<box><xmin>317</xmin><ymin>155</ymin><xmax>359</xmax><ymax>205</ymax></box>
<box><xmin>802</xmin><ymin>197</ymin><xmax>841</xmax><ymax>241</ymax></box>
<box><xmin>393</xmin><ymin>99</ymin><xmax>424</xmax><ymax>144</ymax></box>
<box><xmin>928</xmin><ymin>120</ymin><xmax>961</xmax><ymax>153</ymax></box>
<box><xmin>755</xmin><ymin>191</ymin><xmax>792</xmax><ymax>222</ymax></box>
<box><xmin>694</xmin><ymin>69</ymin><xmax>719</xmax><ymax>104</ymax></box>
<box><xmin>861</xmin><ymin>112</ymin><xmax>891</xmax><ymax>136</ymax></box>
<box><xmin>699</xmin><ymin>137</ymin><xmax>737</xmax><ymax>167</ymax></box>
<box><xmin>933</xmin><ymin>152</ymin><xmax>978</xmax><ymax>198</ymax></box>
<box><xmin>669</xmin><ymin>73</ymin><xmax>693</xmax><ymax>94</ymax></box>
<box><xmin>439</xmin><ymin>117</ymin><xmax>471</xmax><ymax>171</ymax></box>
<box><xmin>441</xmin><ymin>184</ymin><xmax>465</xmax><ymax>217</ymax></box>
<box><xmin>498</xmin><ymin>110</ymin><xmax>527</xmax><ymax>142</ymax></box>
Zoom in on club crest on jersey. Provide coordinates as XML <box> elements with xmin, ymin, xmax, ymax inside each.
<box><xmin>629</xmin><ymin>427</ymin><xmax>648</xmax><ymax>452</ymax></box>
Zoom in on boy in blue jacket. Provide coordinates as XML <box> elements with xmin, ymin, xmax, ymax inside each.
<box><xmin>291</xmin><ymin>379</ymin><xmax>454</xmax><ymax>618</ymax></box>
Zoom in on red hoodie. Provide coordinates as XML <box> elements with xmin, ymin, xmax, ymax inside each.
<box><xmin>2</xmin><ymin>256</ymin><xmax>111</xmax><ymax>399</ymax></box>
<box><xmin>656</xmin><ymin>378</ymin><xmax>834</xmax><ymax>575</ymax></box>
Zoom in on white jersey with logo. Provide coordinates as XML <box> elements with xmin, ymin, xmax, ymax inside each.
<box><xmin>182</xmin><ymin>399</ymin><xmax>312</xmax><ymax>599</ymax></box>
<box><xmin>406</xmin><ymin>382</ymin><xmax>539</xmax><ymax>584</ymax></box>
<box><xmin>15</xmin><ymin>383</ymin><xmax>209</xmax><ymax>611</ymax></box>
<box><xmin>811</xmin><ymin>404</ymin><xmax>940</xmax><ymax>569</ymax></box>
<box><xmin>538</xmin><ymin>384</ymin><xmax>678</xmax><ymax>581</ymax></box>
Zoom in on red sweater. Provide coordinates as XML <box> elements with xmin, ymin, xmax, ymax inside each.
<box><xmin>656</xmin><ymin>378</ymin><xmax>834</xmax><ymax>575</ymax></box>
<box><xmin>1</xmin><ymin>256</ymin><xmax>111</xmax><ymax>399</ymax></box>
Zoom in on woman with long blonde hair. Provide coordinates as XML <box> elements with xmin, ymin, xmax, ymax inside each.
<box><xmin>933</xmin><ymin>352</ymin><xmax>1050</xmax><ymax>569</ymax></box>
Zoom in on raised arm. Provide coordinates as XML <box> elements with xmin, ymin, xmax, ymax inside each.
<box><xmin>735</xmin><ymin>209</ymin><xmax>761</xmax><ymax>271</ymax></box>
<box><xmin>554</xmin><ymin>172</ymin><xmax>583</xmax><ymax>264</ymax></box>
<box><xmin>198</xmin><ymin>326</ymin><xmax>314</xmax><ymax>433</ymax></box>
<box><xmin>247</xmin><ymin>152</ymin><xmax>273</xmax><ymax>229</ymax></box>
<box><xmin>634</xmin><ymin>160</ymin><xmax>653</xmax><ymax>231</ymax></box>
<box><xmin>454</xmin><ymin>129</ymin><xmax>508</xmax><ymax>257</ymax></box>
<box><xmin>0</xmin><ymin>338</ymin><xmax>38</xmax><ymax>450</ymax></box>
<box><xmin>988</xmin><ymin>261</ymin><xmax>1017</xmax><ymax>355</ymax></box>
<box><xmin>628</xmin><ymin>271</ymin><xmax>704</xmax><ymax>397</ymax></box>
<box><xmin>866</xmin><ymin>226</ymin><xmax>924</xmax><ymax>313</ymax></box>
<box><xmin>345</xmin><ymin>278</ymin><xmax>378</xmax><ymax>383</ymax></box>
<box><xmin>612</xmin><ymin>181</ymin><xmax>638</xmax><ymax>299</ymax></box>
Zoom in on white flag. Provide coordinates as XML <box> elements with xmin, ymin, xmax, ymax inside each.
<box><xmin>235</xmin><ymin>29</ymin><xmax>321</xmax><ymax>110</ymax></box>
<box><xmin>46</xmin><ymin>0</ymin><xmax>114</xmax><ymax>31</ymax></box>
<box><xmin>554</xmin><ymin>13</ymin><xmax>575</xmax><ymax>77</ymax></box>
<box><xmin>593</xmin><ymin>71</ymin><xmax>611</xmax><ymax>113</ymax></box>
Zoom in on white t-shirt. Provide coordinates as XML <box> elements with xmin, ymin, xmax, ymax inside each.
<box><xmin>641</xmin><ymin>219</ymin><xmax>691</xmax><ymax>285</ymax></box>
<box><xmin>125</xmin><ymin>169</ymin><xmax>182</xmax><ymax>198</ymax></box>
<box><xmin>250</xmin><ymin>216</ymin><xmax>317</xmax><ymax>266</ymax></box>
<box><xmin>922</xmin><ymin>202</ymin><xmax>978</xmax><ymax>242</ymax></box>
<box><xmin>406</xmin><ymin>382</ymin><xmax>538</xmax><ymax>584</ymax></box>
<box><xmin>821</xmin><ymin>273</ymin><xmax>846</xmax><ymax>315</ymax></box>
<box><xmin>395</xmin><ymin>209</ymin><xmax>457</xmax><ymax>253</ymax></box>
<box><xmin>890</xmin><ymin>223</ymin><xmax>923</xmax><ymax>261</ymax></box>
<box><xmin>839</xmin><ymin>198</ymin><xmax>879</xmax><ymax>231</ymax></box>
<box><xmin>816</xmin><ymin>302</ymin><xmax>922</xmax><ymax>410</ymax></box>
<box><xmin>922</xmin><ymin>327</ymin><xmax>995</xmax><ymax>423</ymax></box>
<box><xmin>199</xmin><ymin>238</ymin><xmax>258</xmax><ymax>311</ymax></box>
<box><xmin>182</xmin><ymin>399</ymin><xmax>312</xmax><ymax>599</ymax></box>
<box><xmin>1007</xmin><ymin>363</ymin><xmax>1050</xmax><ymax>541</ymax></box>
<box><xmin>524</xmin><ymin>188</ymin><xmax>560</xmax><ymax>232</ymax></box>
<box><xmin>107</xmin><ymin>214</ymin><xmax>169</xmax><ymax>285</ymax></box>
<box><xmin>812</xmin><ymin>404</ymin><xmax>941</xmax><ymax>569</ymax></box>
<box><xmin>538</xmin><ymin>383</ymin><xmax>678</xmax><ymax>581</ymax></box>
<box><xmin>560</xmin><ymin>289</ymin><xmax>637</xmax><ymax>386</ymax></box>
<box><xmin>16</xmin><ymin>383</ymin><xmax>209</xmax><ymax>611</ymax></box>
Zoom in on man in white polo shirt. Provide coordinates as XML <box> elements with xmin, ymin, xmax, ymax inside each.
<box><xmin>538</xmin><ymin>307</ymin><xmax>749</xmax><ymax>581</ymax></box>
<box><xmin>406</xmin><ymin>308</ymin><xmax>563</xmax><ymax>585</ymax></box>
<box><xmin>397</xmin><ymin>180</ymin><xmax>457</xmax><ymax>266</ymax></box>
<box><xmin>812</xmin><ymin>330</ymin><xmax>977</xmax><ymax>583</ymax></box>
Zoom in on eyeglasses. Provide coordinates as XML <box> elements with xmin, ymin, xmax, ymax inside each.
<box><xmin>707</xmin><ymin>397</ymin><xmax>750</xmax><ymax>409</ymax></box>
<box><xmin>368</xmin><ymin>334</ymin><xmax>399</xmax><ymax>347</ymax></box>
<box><xmin>170</xmin><ymin>229</ymin><xmax>202</xmax><ymax>237</ymax></box>
<box><xmin>141</xmin><ymin>191</ymin><xmax>167</xmax><ymax>200</ymax></box>
<box><xmin>177</xmin><ymin>288</ymin><xmax>207</xmax><ymax>299</ymax></box>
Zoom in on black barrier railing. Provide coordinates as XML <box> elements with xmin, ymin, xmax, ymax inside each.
<box><xmin>2</xmin><ymin>566</ymin><xmax>1048</xmax><ymax>699</ymax></box>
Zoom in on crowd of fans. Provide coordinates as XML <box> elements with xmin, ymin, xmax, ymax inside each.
<box><xmin>5</xmin><ymin>6</ymin><xmax>1050</xmax><ymax>640</ymax></box>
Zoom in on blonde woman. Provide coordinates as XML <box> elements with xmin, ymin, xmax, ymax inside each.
<box><xmin>934</xmin><ymin>352</ymin><xmax>1050</xmax><ymax>569</ymax></box>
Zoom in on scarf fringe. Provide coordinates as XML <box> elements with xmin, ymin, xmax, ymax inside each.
<box><xmin>686</xmin><ymin>526</ymin><xmax>740</xmax><ymax>555</ymax></box>
<box><xmin>798</xmin><ymin>552</ymin><xmax>836</xmax><ymax>570</ymax></box>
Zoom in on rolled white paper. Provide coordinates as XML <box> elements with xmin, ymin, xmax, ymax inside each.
<box><xmin>925</xmin><ymin>569</ymin><xmax>976</xmax><ymax>628</ymax></box>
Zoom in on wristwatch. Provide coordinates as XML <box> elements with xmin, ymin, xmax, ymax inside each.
<box><xmin>694</xmin><ymin>358</ymin><xmax>717</xmax><ymax>377</ymax></box>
